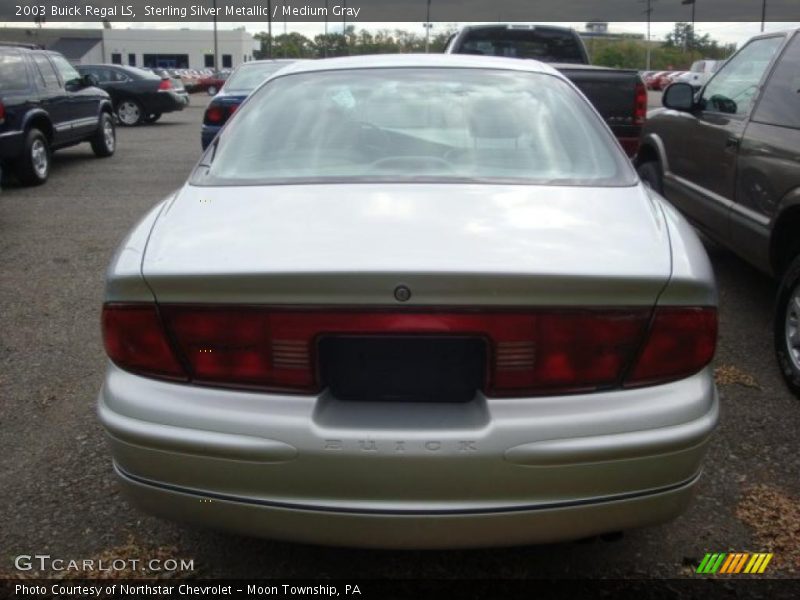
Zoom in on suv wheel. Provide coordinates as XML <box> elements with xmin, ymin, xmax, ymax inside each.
<box><xmin>775</xmin><ymin>253</ymin><xmax>800</xmax><ymax>398</ymax></box>
<box><xmin>91</xmin><ymin>113</ymin><xmax>116</xmax><ymax>157</ymax></box>
<box><xmin>116</xmin><ymin>100</ymin><xmax>142</xmax><ymax>126</ymax></box>
<box><xmin>12</xmin><ymin>128</ymin><xmax>50</xmax><ymax>185</ymax></box>
<box><xmin>637</xmin><ymin>161</ymin><xmax>664</xmax><ymax>194</ymax></box>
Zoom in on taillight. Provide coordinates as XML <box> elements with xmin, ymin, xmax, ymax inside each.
<box><xmin>627</xmin><ymin>307</ymin><xmax>717</xmax><ymax>387</ymax></box>
<box><xmin>0</xmin><ymin>100</ymin><xmax>5</xmax><ymax>125</ymax></box>
<box><xmin>634</xmin><ymin>80</ymin><xmax>647</xmax><ymax>126</ymax></box>
<box><xmin>102</xmin><ymin>304</ymin><xmax>186</xmax><ymax>381</ymax></box>
<box><xmin>101</xmin><ymin>304</ymin><xmax>716</xmax><ymax>395</ymax></box>
<box><xmin>158</xmin><ymin>78</ymin><xmax>173</xmax><ymax>91</ymax></box>
<box><xmin>203</xmin><ymin>103</ymin><xmax>239</xmax><ymax>127</ymax></box>
<box><xmin>204</xmin><ymin>104</ymin><xmax>225</xmax><ymax>125</ymax></box>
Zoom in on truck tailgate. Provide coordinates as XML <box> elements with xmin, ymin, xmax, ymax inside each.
<box><xmin>554</xmin><ymin>64</ymin><xmax>645</xmax><ymax>157</ymax></box>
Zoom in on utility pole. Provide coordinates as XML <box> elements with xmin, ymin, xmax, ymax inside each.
<box><xmin>639</xmin><ymin>0</ymin><xmax>657</xmax><ymax>70</ymax></box>
<box><xmin>212</xmin><ymin>0</ymin><xmax>218</xmax><ymax>71</ymax></box>
<box><xmin>342</xmin><ymin>0</ymin><xmax>347</xmax><ymax>55</ymax></box>
<box><xmin>761</xmin><ymin>0</ymin><xmax>767</xmax><ymax>32</ymax></box>
<box><xmin>267</xmin><ymin>0</ymin><xmax>272</xmax><ymax>58</ymax></box>
<box><xmin>682</xmin><ymin>0</ymin><xmax>696</xmax><ymax>52</ymax></box>
<box><xmin>424</xmin><ymin>0</ymin><xmax>432</xmax><ymax>53</ymax></box>
<box><xmin>324</xmin><ymin>0</ymin><xmax>328</xmax><ymax>57</ymax></box>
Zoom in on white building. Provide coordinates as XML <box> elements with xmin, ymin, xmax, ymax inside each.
<box><xmin>0</xmin><ymin>26</ymin><xmax>258</xmax><ymax>69</ymax></box>
<box><xmin>103</xmin><ymin>28</ymin><xmax>258</xmax><ymax>69</ymax></box>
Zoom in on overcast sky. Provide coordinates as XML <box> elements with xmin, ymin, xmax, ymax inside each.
<box><xmin>1</xmin><ymin>21</ymin><xmax>798</xmax><ymax>46</ymax></box>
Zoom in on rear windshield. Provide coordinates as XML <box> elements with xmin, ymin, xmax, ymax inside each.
<box><xmin>455</xmin><ymin>28</ymin><xmax>587</xmax><ymax>64</ymax></box>
<box><xmin>0</xmin><ymin>52</ymin><xmax>30</xmax><ymax>93</ymax></box>
<box><xmin>224</xmin><ymin>62</ymin><xmax>294</xmax><ymax>92</ymax></box>
<box><xmin>196</xmin><ymin>68</ymin><xmax>633</xmax><ymax>187</ymax></box>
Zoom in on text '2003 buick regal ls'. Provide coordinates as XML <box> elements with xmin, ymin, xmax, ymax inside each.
<box><xmin>98</xmin><ymin>54</ymin><xmax>719</xmax><ymax>549</ymax></box>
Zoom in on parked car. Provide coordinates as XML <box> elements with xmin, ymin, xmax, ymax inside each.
<box><xmin>201</xmin><ymin>59</ymin><xmax>297</xmax><ymax>149</ymax></box>
<box><xmin>645</xmin><ymin>71</ymin><xmax>668</xmax><ymax>90</ymax></box>
<box><xmin>0</xmin><ymin>43</ymin><xmax>115</xmax><ymax>186</ymax></box>
<box><xmin>146</xmin><ymin>68</ymin><xmax>190</xmax><ymax>105</ymax></box>
<box><xmin>75</xmin><ymin>64</ymin><xmax>188</xmax><ymax>126</ymax></box>
<box><xmin>197</xmin><ymin>70</ymin><xmax>229</xmax><ymax>95</ymax></box>
<box><xmin>651</xmin><ymin>71</ymin><xmax>681</xmax><ymax>91</ymax></box>
<box><xmin>100</xmin><ymin>54</ymin><xmax>718</xmax><ymax>548</ymax></box>
<box><xmin>445</xmin><ymin>24</ymin><xmax>647</xmax><ymax>157</ymax></box>
<box><xmin>637</xmin><ymin>29</ymin><xmax>800</xmax><ymax>398</ymax></box>
<box><xmin>675</xmin><ymin>60</ymin><xmax>722</xmax><ymax>89</ymax></box>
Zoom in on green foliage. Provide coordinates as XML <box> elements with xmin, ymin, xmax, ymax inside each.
<box><xmin>255</xmin><ymin>24</ymin><xmax>734</xmax><ymax>71</ymax></box>
<box><xmin>586</xmin><ymin>28</ymin><xmax>735</xmax><ymax>71</ymax></box>
<box><xmin>663</xmin><ymin>21</ymin><xmax>735</xmax><ymax>58</ymax></box>
<box><xmin>254</xmin><ymin>26</ymin><xmax>456</xmax><ymax>59</ymax></box>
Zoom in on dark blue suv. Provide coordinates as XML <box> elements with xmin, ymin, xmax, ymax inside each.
<box><xmin>0</xmin><ymin>43</ymin><xmax>115</xmax><ymax>186</ymax></box>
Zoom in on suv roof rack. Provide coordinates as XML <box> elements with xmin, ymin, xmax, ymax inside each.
<box><xmin>0</xmin><ymin>41</ymin><xmax>43</xmax><ymax>49</ymax></box>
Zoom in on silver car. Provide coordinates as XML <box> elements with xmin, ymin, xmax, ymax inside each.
<box><xmin>98</xmin><ymin>54</ymin><xmax>719</xmax><ymax>549</ymax></box>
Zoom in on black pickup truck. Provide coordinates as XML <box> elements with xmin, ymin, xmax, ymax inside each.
<box><xmin>446</xmin><ymin>24</ymin><xmax>647</xmax><ymax>157</ymax></box>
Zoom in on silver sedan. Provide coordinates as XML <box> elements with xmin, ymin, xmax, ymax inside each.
<box><xmin>98</xmin><ymin>54</ymin><xmax>719</xmax><ymax>548</ymax></box>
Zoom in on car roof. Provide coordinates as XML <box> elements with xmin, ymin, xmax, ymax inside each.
<box><xmin>274</xmin><ymin>53</ymin><xmax>562</xmax><ymax>78</ymax></box>
<box><xmin>459</xmin><ymin>23</ymin><xmax>576</xmax><ymax>34</ymax></box>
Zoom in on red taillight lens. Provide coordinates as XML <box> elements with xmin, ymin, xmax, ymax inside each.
<box><xmin>204</xmin><ymin>104</ymin><xmax>225</xmax><ymax>125</ymax></box>
<box><xmin>101</xmin><ymin>305</ymin><xmax>717</xmax><ymax>395</ymax></box>
<box><xmin>228</xmin><ymin>104</ymin><xmax>239</xmax><ymax>116</ymax></box>
<box><xmin>627</xmin><ymin>307</ymin><xmax>717</xmax><ymax>387</ymax></box>
<box><xmin>634</xmin><ymin>80</ymin><xmax>648</xmax><ymax>126</ymax></box>
<box><xmin>102</xmin><ymin>304</ymin><xmax>186</xmax><ymax>380</ymax></box>
<box><xmin>491</xmin><ymin>311</ymin><xmax>650</xmax><ymax>395</ymax></box>
<box><xmin>158</xmin><ymin>78</ymin><xmax>173</xmax><ymax>91</ymax></box>
<box><xmin>0</xmin><ymin>100</ymin><xmax>5</xmax><ymax>125</ymax></box>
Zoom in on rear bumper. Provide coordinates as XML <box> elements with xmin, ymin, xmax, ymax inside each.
<box><xmin>0</xmin><ymin>130</ymin><xmax>25</xmax><ymax>159</ymax></box>
<box><xmin>201</xmin><ymin>125</ymin><xmax>220</xmax><ymax>149</ymax></box>
<box><xmin>115</xmin><ymin>464</ymin><xmax>700</xmax><ymax>548</ymax></box>
<box><xmin>151</xmin><ymin>91</ymin><xmax>186</xmax><ymax>114</ymax></box>
<box><xmin>98</xmin><ymin>364</ymin><xmax>718</xmax><ymax>547</ymax></box>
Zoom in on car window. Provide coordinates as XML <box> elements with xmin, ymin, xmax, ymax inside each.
<box><xmin>199</xmin><ymin>68</ymin><xmax>634</xmax><ymax>187</ymax></box>
<box><xmin>110</xmin><ymin>69</ymin><xmax>132</xmax><ymax>82</ymax></box>
<box><xmin>31</xmin><ymin>54</ymin><xmax>61</xmax><ymax>89</ymax></box>
<box><xmin>224</xmin><ymin>62</ymin><xmax>292</xmax><ymax>92</ymax></box>
<box><xmin>752</xmin><ymin>33</ymin><xmax>800</xmax><ymax>130</ymax></box>
<box><xmin>90</xmin><ymin>68</ymin><xmax>112</xmax><ymax>83</ymax></box>
<box><xmin>701</xmin><ymin>36</ymin><xmax>784</xmax><ymax>116</ymax></box>
<box><xmin>0</xmin><ymin>52</ymin><xmax>30</xmax><ymax>93</ymax></box>
<box><xmin>50</xmin><ymin>54</ymin><xmax>82</xmax><ymax>86</ymax></box>
<box><xmin>456</xmin><ymin>28</ymin><xmax>587</xmax><ymax>64</ymax></box>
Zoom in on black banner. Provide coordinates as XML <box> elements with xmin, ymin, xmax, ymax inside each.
<box><xmin>2</xmin><ymin>579</ymin><xmax>800</xmax><ymax>600</ymax></box>
<box><xmin>1</xmin><ymin>0</ymin><xmax>799</xmax><ymax>23</ymax></box>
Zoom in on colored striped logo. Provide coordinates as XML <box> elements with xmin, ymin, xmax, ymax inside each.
<box><xmin>696</xmin><ymin>552</ymin><xmax>773</xmax><ymax>574</ymax></box>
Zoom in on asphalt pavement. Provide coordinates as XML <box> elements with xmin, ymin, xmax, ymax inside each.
<box><xmin>1</xmin><ymin>95</ymin><xmax>799</xmax><ymax>579</ymax></box>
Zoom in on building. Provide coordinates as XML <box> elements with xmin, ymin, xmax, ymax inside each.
<box><xmin>0</xmin><ymin>26</ymin><xmax>258</xmax><ymax>69</ymax></box>
<box><xmin>581</xmin><ymin>22</ymin><xmax>645</xmax><ymax>41</ymax></box>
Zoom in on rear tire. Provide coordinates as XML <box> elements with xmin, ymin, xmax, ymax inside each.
<box><xmin>775</xmin><ymin>253</ymin><xmax>800</xmax><ymax>399</ymax></box>
<box><xmin>90</xmin><ymin>112</ymin><xmax>116</xmax><ymax>157</ymax></box>
<box><xmin>116</xmin><ymin>99</ymin><xmax>143</xmax><ymax>126</ymax></box>
<box><xmin>637</xmin><ymin>161</ymin><xmax>664</xmax><ymax>195</ymax></box>
<box><xmin>12</xmin><ymin>128</ymin><xmax>50</xmax><ymax>186</ymax></box>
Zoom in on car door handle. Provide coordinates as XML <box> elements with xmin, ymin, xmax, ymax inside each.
<box><xmin>726</xmin><ymin>136</ymin><xmax>740</xmax><ymax>149</ymax></box>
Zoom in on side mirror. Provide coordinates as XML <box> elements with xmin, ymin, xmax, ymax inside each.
<box><xmin>82</xmin><ymin>73</ymin><xmax>99</xmax><ymax>87</ymax></box>
<box><xmin>663</xmin><ymin>82</ymin><xmax>695</xmax><ymax>111</ymax></box>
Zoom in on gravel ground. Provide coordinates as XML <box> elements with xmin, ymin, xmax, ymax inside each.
<box><xmin>1</xmin><ymin>95</ymin><xmax>799</xmax><ymax>580</ymax></box>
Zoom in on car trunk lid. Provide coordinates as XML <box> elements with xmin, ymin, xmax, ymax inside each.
<box><xmin>142</xmin><ymin>183</ymin><xmax>671</xmax><ymax>307</ymax></box>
